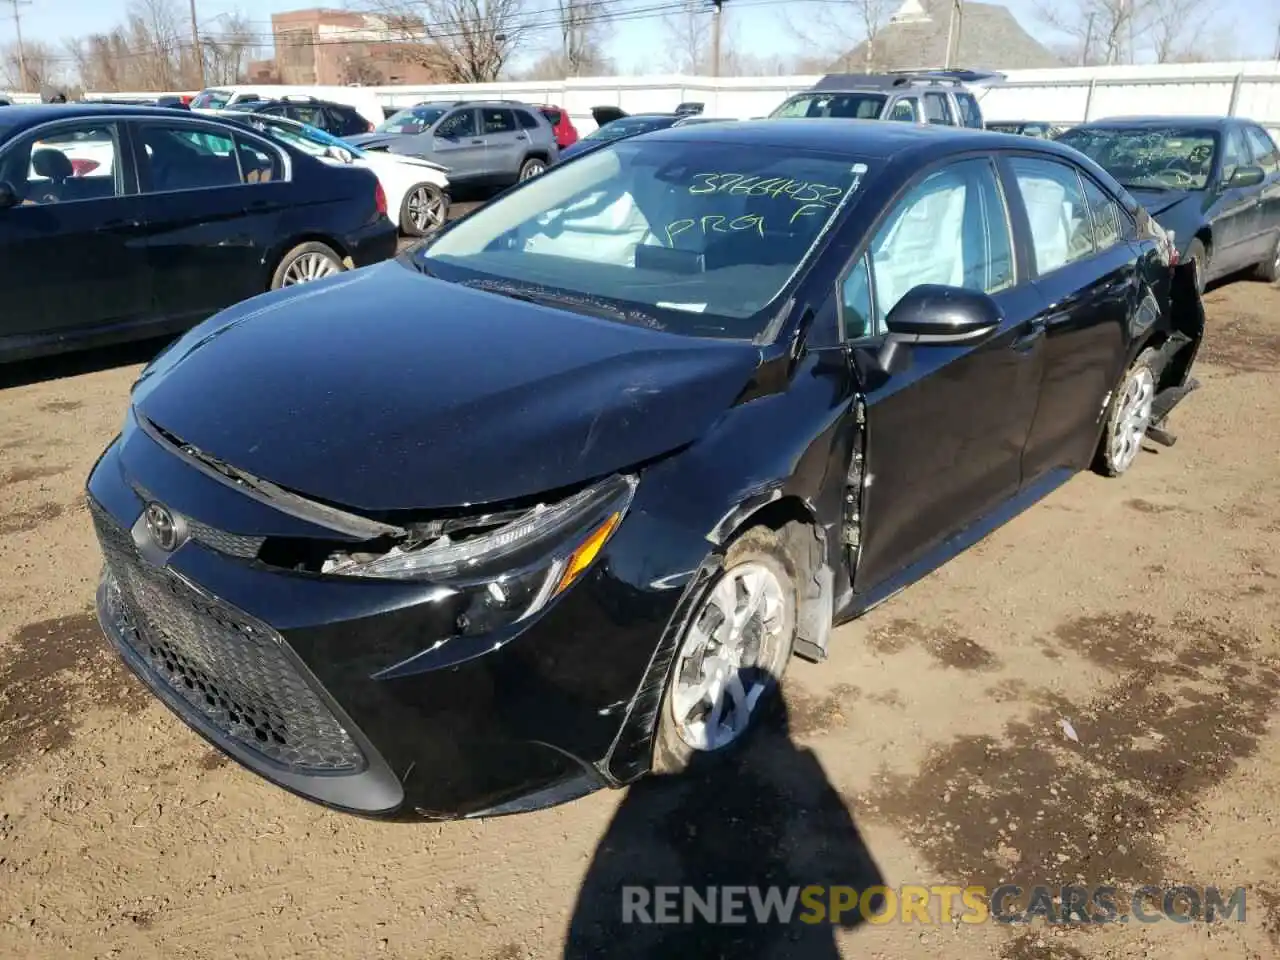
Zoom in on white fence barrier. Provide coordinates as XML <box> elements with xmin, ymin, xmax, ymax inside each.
<box><xmin>5</xmin><ymin>61</ymin><xmax>1280</xmax><ymax>136</ymax></box>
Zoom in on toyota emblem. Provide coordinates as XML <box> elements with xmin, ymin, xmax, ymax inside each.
<box><xmin>144</xmin><ymin>502</ymin><xmax>180</xmax><ymax>552</ymax></box>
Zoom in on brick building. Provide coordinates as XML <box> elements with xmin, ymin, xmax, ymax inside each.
<box><xmin>259</xmin><ymin>8</ymin><xmax>450</xmax><ymax>86</ymax></box>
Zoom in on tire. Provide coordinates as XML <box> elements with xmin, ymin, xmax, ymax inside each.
<box><xmin>399</xmin><ymin>183</ymin><xmax>448</xmax><ymax>237</ymax></box>
<box><xmin>518</xmin><ymin>157</ymin><xmax>546</xmax><ymax>181</ymax></box>
<box><xmin>1095</xmin><ymin>348</ymin><xmax>1158</xmax><ymax>478</ymax></box>
<box><xmin>1253</xmin><ymin>230</ymin><xmax>1280</xmax><ymax>285</ymax></box>
<box><xmin>1185</xmin><ymin>238</ymin><xmax>1208</xmax><ymax>294</ymax></box>
<box><xmin>269</xmin><ymin>241</ymin><xmax>345</xmax><ymax>291</ymax></box>
<box><xmin>652</xmin><ymin>525</ymin><xmax>800</xmax><ymax>776</ymax></box>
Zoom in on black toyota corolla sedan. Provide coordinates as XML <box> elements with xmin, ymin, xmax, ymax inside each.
<box><xmin>88</xmin><ymin>120</ymin><xmax>1204</xmax><ymax>820</ymax></box>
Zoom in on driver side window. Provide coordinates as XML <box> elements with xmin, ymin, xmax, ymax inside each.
<box><xmin>841</xmin><ymin>158</ymin><xmax>1014</xmax><ymax>339</ymax></box>
<box><xmin>1221</xmin><ymin>128</ymin><xmax>1249</xmax><ymax>183</ymax></box>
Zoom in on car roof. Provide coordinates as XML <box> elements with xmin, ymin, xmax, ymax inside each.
<box><xmin>642</xmin><ymin>118</ymin><xmax>1038</xmax><ymax>160</ymax></box>
<box><xmin>0</xmin><ymin>103</ymin><xmax>230</xmax><ymax>134</ymax></box>
<box><xmin>1073</xmin><ymin>116</ymin><xmax>1234</xmax><ymax>129</ymax></box>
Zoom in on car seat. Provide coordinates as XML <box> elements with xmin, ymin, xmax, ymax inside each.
<box><xmin>29</xmin><ymin>149</ymin><xmax>73</xmax><ymax>201</ymax></box>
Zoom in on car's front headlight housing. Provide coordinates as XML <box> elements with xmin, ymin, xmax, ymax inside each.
<box><xmin>322</xmin><ymin>474</ymin><xmax>637</xmax><ymax>636</ymax></box>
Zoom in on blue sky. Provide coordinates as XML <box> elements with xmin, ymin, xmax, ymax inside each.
<box><xmin>8</xmin><ymin>0</ymin><xmax>1280</xmax><ymax>78</ymax></box>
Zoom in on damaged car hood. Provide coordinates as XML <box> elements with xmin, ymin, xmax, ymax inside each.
<box><xmin>131</xmin><ymin>261</ymin><xmax>762</xmax><ymax>514</ymax></box>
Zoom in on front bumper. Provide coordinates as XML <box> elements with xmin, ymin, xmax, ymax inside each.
<box><xmin>86</xmin><ymin>424</ymin><xmax>688</xmax><ymax>819</ymax></box>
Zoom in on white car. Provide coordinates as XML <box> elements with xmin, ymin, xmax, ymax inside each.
<box><xmin>223</xmin><ymin>111</ymin><xmax>450</xmax><ymax>236</ymax></box>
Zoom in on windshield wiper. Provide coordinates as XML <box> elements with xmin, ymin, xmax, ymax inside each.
<box><xmin>460</xmin><ymin>278</ymin><xmax>663</xmax><ymax>328</ymax></box>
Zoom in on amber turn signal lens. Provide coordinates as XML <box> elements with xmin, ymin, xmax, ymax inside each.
<box><xmin>555</xmin><ymin>512</ymin><xmax>622</xmax><ymax>595</ymax></box>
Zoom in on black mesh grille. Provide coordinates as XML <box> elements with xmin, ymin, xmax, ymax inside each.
<box><xmin>91</xmin><ymin>501</ymin><xmax>365</xmax><ymax>774</ymax></box>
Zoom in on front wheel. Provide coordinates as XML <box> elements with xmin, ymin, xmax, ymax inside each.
<box><xmin>652</xmin><ymin>526</ymin><xmax>799</xmax><ymax>775</ymax></box>
<box><xmin>1095</xmin><ymin>349</ymin><xmax>1157</xmax><ymax>477</ymax></box>
<box><xmin>270</xmin><ymin>241</ymin><xmax>345</xmax><ymax>290</ymax></box>
<box><xmin>399</xmin><ymin>183</ymin><xmax>448</xmax><ymax>237</ymax></box>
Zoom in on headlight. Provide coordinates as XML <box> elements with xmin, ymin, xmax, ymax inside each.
<box><xmin>323</xmin><ymin>474</ymin><xmax>637</xmax><ymax>635</ymax></box>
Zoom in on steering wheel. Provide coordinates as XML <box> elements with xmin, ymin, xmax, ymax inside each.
<box><xmin>1158</xmin><ymin>159</ymin><xmax>1196</xmax><ymax>186</ymax></box>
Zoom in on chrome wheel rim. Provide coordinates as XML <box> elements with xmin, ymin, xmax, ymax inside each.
<box><xmin>408</xmin><ymin>186</ymin><xmax>445</xmax><ymax>232</ymax></box>
<box><xmin>1111</xmin><ymin>366</ymin><xmax>1155</xmax><ymax>472</ymax></box>
<box><xmin>1271</xmin><ymin>237</ymin><xmax>1280</xmax><ymax>277</ymax></box>
<box><xmin>520</xmin><ymin>160</ymin><xmax>545</xmax><ymax>180</ymax></box>
<box><xmin>282</xmin><ymin>252</ymin><xmax>341</xmax><ymax>286</ymax></box>
<box><xmin>670</xmin><ymin>562</ymin><xmax>789</xmax><ymax>752</ymax></box>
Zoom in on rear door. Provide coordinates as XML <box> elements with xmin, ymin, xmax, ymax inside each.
<box><xmin>0</xmin><ymin>118</ymin><xmax>151</xmax><ymax>347</ymax></box>
<box><xmin>429</xmin><ymin>108</ymin><xmax>486</xmax><ymax>182</ymax></box>
<box><xmin>849</xmin><ymin>156</ymin><xmax>1046</xmax><ymax>593</ymax></box>
<box><xmin>1007</xmin><ymin>154</ymin><xmax>1140</xmax><ymax>482</ymax></box>
<box><xmin>922</xmin><ymin>91</ymin><xmax>954</xmax><ymax>126</ymax></box>
<box><xmin>480</xmin><ymin>107</ymin><xmax>522</xmax><ymax>180</ymax></box>
<box><xmin>129</xmin><ymin>119</ymin><xmax>286</xmax><ymax>324</ymax></box>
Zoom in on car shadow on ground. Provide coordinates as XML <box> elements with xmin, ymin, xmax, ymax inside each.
<box><xmin>564</xmin><ymin>697</ymin><xmax>883</xmax><ymax>959</ymax></box>
<box><xmin>0</xmin><ymin>336</ymin><xmax>172</xmax><ymax>391</ymax></box>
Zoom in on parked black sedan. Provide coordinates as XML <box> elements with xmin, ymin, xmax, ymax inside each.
<box><xmin>0</xmin><ymin>104</ymin><xmax>397</xmax><ymax>363</ymax></box>
<box><xmin>1056</xmin><ymin>116</ymin><xmax>1280</xmax><ymax>289</ymax></box>
<box><xmin>88</xmin><ymin>120</ymin><xmax>1202</xmax><ymax>820</ymax></box>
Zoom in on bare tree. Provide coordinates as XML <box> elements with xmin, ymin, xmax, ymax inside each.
<box><xmin>1148</xmin><ymin>0</ymin><xmax>1219</xmax><ymax>62</ymax></box>
<box><xmin>355</xmin><ymin>0</ymin><xmax>528</xmax><ymax>83</ymax></box>
<box><xmin>662</xmin><ymin>0</ymin><xmax>712</xmax><ymax>73</ymax></box>
<box><xmin>557</xmin><ymin>0</ymin><xmax>611</xmax><ymax>77</ymax></box>
<box><xmin>202</xmin><ymin>13</ymin><xmax>261</xmax><ymax>86</ymax></box>
<box><xmin>1</xmin><ymin>39</ymin><xmax>64</xmax><ymax>91</ymax></box>
<box><xmin>339</xmin><ymin>54</ymin><xmax>387</xmax><ymax>85</ymax></box>
<box><xmin>1035</xmin><ymin>0</ymin><xmax>1153</xmax><ymax>66</ymax></box>
<box><xmin>788</xmin><ymin>0</ymin><xmax>894</xmax><ymax>74</ymax></box>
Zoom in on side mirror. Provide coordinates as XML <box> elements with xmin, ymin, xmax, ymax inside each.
<box><xmin>1226</xmin><ymin>165</ymin><xmax>1265</xmax><ymax>189</ymax></box>
<box><xmin>0</xmin><ymin>181</ymin><xmax>16</xmax><ymax>209</ymax></box>
<box><xmin>875</xmin><ymin>284</ymin><xmax>1001</xmax><ymax>372</ymax></box>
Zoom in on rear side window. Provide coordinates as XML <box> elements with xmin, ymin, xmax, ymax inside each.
<box><xmin>954</xmin><ymin>93</ymin><xmax>983</xmax><ymax>129</ymax></box>
<box><xmin>137</xmin><ymin>125</ymin><xmax>242</xmax><ymax>191</ymax></box>
<box><xmin>1245</xmin><ymin>126</ymin><xmax>1279</xmax><ymax>174</ymax></box>
<box><xmin>889</xmin><ymin>98</ymin><xmax>917</xmax><ymax>122</ymax></box>
<box><xmin>517</xmin><ymin>110</ymin><xmax>539</xmax><ymax>130</ymax></box>
<box><xmin>1010</xmin><ymin>156</ymin><xmax>1095</xmax><ymax>274</ymax></box>
<box><xmin>1080</xmin><ymin>176</ymin><xmax>1122</xmax><ymax>251</ymax></box>
<box><xmin>922</xmin><ymin>92</ymin><xmax>952</xmax><ymax>125</ymax></box>
<box><xmin>483</xmin><ymin>109</ymin><xmax>516</xmax><ymax>134</ymax></box>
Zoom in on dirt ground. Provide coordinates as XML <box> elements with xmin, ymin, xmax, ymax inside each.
<box><xmin>1</xmin><ymin>278</ymin><xmax>1278</xmax><ymax>960</ymax></box>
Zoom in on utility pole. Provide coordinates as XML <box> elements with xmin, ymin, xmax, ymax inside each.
<box><xmin>711</xmin><ymin>0</ymin><xmax>721</xmax><ymax>78</ymax></box>
<box><xmin>1082</xmin><ymin>11</ymin><xmax>1095</xmax><ymax>65</ymax></box>
<box><xmin>5</xmin><ymin>0</ymin><xmax>31</xmax><ymax>93</ymax></box>
<box><xmin>187</xmin><ymin>0</ymin><xmax>204</xmax><ymax>88</ymax></box>
<box><xmin>944</xmin><ymin>0</ymin><xmax>962</xmax><ymax>69</ymax></box>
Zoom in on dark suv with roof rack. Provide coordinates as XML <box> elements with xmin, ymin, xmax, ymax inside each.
<box><xmin>239</xmin><ymin>96</ymin><xmax>374</xmax><ymax>138</ymax></box>
<box><xmin>770</xmin><ymin>70</ymin><xmax>996</xmax><ymax>128</ymax></box>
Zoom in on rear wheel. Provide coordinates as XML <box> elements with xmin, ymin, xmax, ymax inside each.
<box><xmin>652</xmin><ymin>526</ymin><xmax>799</xmax><ymax>775</ymax></box>
<box><xmin>270</xmin><ymin>242</ymin><xmax>345</xmax><ymax>290</ymax></box>
<box><xmin>1095</xmin><ymin>348</ymin><xmax>1157</xmax><ymax>477</ymax></box>
<box><xmin>1254</xmin><ymin>231</ymin><xmax>1280</xmax><ymax>285</ymax></box>
<box><xmin>399</xmin><ymin>183</ymin><xmax>448</xmax><ymax>237</ymax></box>
<box><xmin>518</xmin><ymin>157</ymin><xmax>546</xmax><ymax>181</ymax></box>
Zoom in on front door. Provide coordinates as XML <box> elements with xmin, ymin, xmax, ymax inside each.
<box><xmin>430</xmin><ymin>109</ymin><xmax>487</xmax><ymax>184</ymax></box>
<box><xmin>1007</xmin><ymin>155</ymin><xmax>1141</xmax><ymax>481</ymax></box>
<box><xmin>130</xmin><ymin>120</ymin><xmax>276</xmax><ymax>325</ymax></box>
<box><xmin>851</xmin><ymin>156</ymin><xmax>1046</xmax><ymax>594</ymax></box>
<box><xmin>0</xmin><ymin>119</ymin><xmax>151</xmax><ymax>349</ymax></box>
<box><xmin>1207</xmin><ymin>126</ymin><xmax>1258</xmax><ymax>277</ymax></box>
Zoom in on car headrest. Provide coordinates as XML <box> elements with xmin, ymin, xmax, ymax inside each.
<box><xmin>32</xmin><ymin>148</ymin><xmax>74</xmax><ymax>180</ymax></box>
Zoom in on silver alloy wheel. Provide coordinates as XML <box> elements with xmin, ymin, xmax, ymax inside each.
<box><xmin>282</xmin><ymin>252</ymin><xmax>341</xmax><ymax>286</ymax></box>
<box><xmin>670</xmin><ymin>561</ymin><xmax>789</xmax><ymax>752</ymax></box>
<box><xmin>1271</xmin><ymin>236</ymin><xmax>1280</xmax><ymax>278</ymax></box>
<box><xmin>519</xmin><ymin>159</ymin><xmax>545</xmax><ymax>181</ymax></box>
<box><xmin>1110</xmin><ymin>366</ymin><xmax>1155</xmax><ymax>473</ymax></box>
<box><xmin>407</xmin><ymin>186</ymin><xmax>445</xmax><ymax>233</ymax></box>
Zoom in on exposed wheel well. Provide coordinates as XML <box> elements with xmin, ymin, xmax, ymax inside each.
<box><xmin>1194</xmin><ymin>226</ymin><xmax>1212</xmax><ymax>256</ymax></box>
<box><xmin>522</xmin><ymin>151</ymin><xmax>550</xmax><ymax>165</ymax></box>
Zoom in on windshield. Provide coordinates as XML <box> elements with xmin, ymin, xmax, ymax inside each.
<box><xmin>1056</xmin><ymin>126</ymin><xmax>1218</xmax><ymax>190</ymax></box>
<box><xmin>585</xmin><ymin>117</ymin><xmax>677</xmax><ymax>142</ymax></box>
<box><xmin>190</xmin><ymin>89</ymin><xmax>233</xmax><ymax>110</ymax></box>
<box><xmin>772</xmin><ymin>93</ymin><xmax>887</xmax><ymax>120</ymax></box>
<box><xmin>376</xmin><ymin>106</ymin><xmax>446</xmax><ymax>135</ymax></box>
<box><xmin>418</xmin><ymin>139</ymin><xmax>871</xmax><ymax>339</ymax></box>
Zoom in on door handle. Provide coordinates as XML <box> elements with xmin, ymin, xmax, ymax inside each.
<box><xmin>515</xmin><ymin>134</ymin><xmax>527</xmax><ymax>141</ymax></box>
<box><xmin>1011</xmin><ymin>321</ymin><xmax>1046</xmax><ymax>352</ymax></box>
<box><xmin>101</xmin><ymin>217</ymin><xmax>142</xmax><ymax>230</ymax></box>
<box><xmin>470</xmin><ymin>139</ymin><xmax>484</xmax><ymax>145</ymax></box>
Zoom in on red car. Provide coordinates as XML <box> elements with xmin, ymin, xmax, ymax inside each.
<box><xmin>535</xmin><ymin>104</ymin><xmax>578</xmax><ymax>150</ymax></box>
